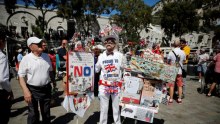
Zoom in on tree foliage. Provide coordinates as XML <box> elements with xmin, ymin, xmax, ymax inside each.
<box><xmin>160</xmin><ymin>1</ymin><xmax>199</xmax><ymax>39</ymax></box>
<box><xmin>111</xmin><ymin>0</ymin><xmax>152</xmax><ymax>42</ymax></box>
<box><xmin>4</xmin><ymin>0</ymin><xmax>17</xmax><ymax>14</ymax></box>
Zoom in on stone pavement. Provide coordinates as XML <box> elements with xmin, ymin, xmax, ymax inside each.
<box><xmin>8</xmin><ymin>78</ymin><xmax>220</xmax><ymax>124</ymax></box>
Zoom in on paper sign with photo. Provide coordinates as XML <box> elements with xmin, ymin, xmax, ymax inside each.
<box><xmin>121</xmin><ymin>104</ymin><xmax>155</xmax><ymax>123</ymax></box>
<box><xmin>69</xmin><ymin>93</ymin><xmax>92</xmax><ymax>117</ymax></box>
<box><xmin>124</xmin><ymin>76</ymin><xmax>142</xmax><ymax>94</ymax></box>
<box><xmin>121</xmin><ymin>92</ymin><xmax>141</xmax><ymax>105</ymax></box>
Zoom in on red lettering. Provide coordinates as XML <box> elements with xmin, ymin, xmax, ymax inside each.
<box><xmin>74</xmin><ymin>66</ymin><xmax>82</xmax><ymax>76</ymax></box>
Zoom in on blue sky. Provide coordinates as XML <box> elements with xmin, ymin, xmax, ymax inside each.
<box><xmin>144</xmin><ymin>0</ymin><xmax>160</xmax><ymax>6</ymax></box>
<box><xmin>17</xmin><ymin>0</ymin><xmax>160</xmax><ymax>7</ymax></box>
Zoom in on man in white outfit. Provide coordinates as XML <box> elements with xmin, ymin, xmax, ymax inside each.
<box><xmin>95</xmin><ymin>35</ymin><xmax>126</xmax><ymax>124</ymax></box>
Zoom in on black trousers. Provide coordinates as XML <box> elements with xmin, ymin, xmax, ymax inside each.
<box><xmin>0</xmin><ymin>90</ymin><xmax>11</xmax><ymax>124</ymax></box>
<box><xmin>27</xmin><ymin>84</ymin><xmax>51</xmax><ymax>124</ymax></box>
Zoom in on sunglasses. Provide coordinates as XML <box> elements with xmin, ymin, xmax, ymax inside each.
<box><xmin>104</xmin><ymin>40</ymin><xmax>115</xmax><ymax>45</ymax></box>
<box><xmin>32</xmin><ymin>43</ymin><xmax>42</xmax><ymax>48</ymax></box>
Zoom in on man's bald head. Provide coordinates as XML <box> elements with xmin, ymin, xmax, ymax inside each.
<box><xmin>174</xmin><ymin>40</ymin><xmax>180</xmax><ymax>47</ymax></box>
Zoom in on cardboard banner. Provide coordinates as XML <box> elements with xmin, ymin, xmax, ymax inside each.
<box><xmin>67</xmin><ymin>52</ymin><xmax>95</xmax><ymax>95</ymax></box>
<box><xmin>121</xmin><ymin>104</ymin><xmax>155</xmax><ymax>123</ymax></box>
<box><xmin>130</xmin><ymin>56</ymin><xmax>178</xmax><ymax>82</ymax></box>
<box><xmin>120</xmin><ymin>76</ymin><xmax>167</xmax><ymax>123</ymax></box>
<box><xmin>65</xmin><ymin>52</ymin><xmax>95</xmax><ymax>117</ymax></box>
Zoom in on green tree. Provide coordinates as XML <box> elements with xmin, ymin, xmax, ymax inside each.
<box><xmin>111</xmin><ymin>0</ymin><xmax>152</xmax><ymax>42</ymax></box>
<box><xmin>57</xmin><ymin>0</ymin><xmax>116</xmax><ymax>37</ymax></box>
<box><xmin>23</xmin><ymin>0</ymin><xmax>58</xmax><ymax>37</ymax></box>
<box><xmin>4</xmin><ymin>0</ymin><xmax>17</xmax><ymax>14</ymax></box>
<box><xmin>160</xmin><ymin>1</ymin><xmax>199</xmax><ymax>40</ymax></box>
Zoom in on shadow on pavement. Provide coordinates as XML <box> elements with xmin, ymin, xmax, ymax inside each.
<box><xmin>51</xmin><ymin>113</ymin><xmax>76</xmax><ymax>124</ymax></box>
<box><xmin>10</xmin><ymin>106</ymin><xmax>28</xmax><ymax>117</ymax></box>
<box><xmin>50</xmin><ymin>91</ymin><xmax>64</xmax><ymax>108</ymax></box>
<box><xmin>84</xmin><ymin>111</ymin><xmax>100</xmax><ymax>124</ymax></box>
<box><xmin>11</xmin><ymin>96</ymin><xmax>24</xmax><ymax>104</ymax></box>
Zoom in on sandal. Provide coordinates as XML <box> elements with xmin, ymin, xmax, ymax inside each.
<box><xmin>168</xmin><ymin>99</ymin><xmax>173</xmax><ymax>104</ymax></box>
<box><xmin>206</xmin><ymin>93</ymin><xmax>211</xmax><ymax>97</ymax></box>
<box><xmin>177</xmin><ymin>99</ymin><xmax>182</xmax><ymax>104</ymax></box>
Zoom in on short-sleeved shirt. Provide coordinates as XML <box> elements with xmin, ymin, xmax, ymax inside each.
<box><xmin>214</xmin><ymin>53</ymin><xmax>220</xmax><ymax>73</ymax></box>
<box><xmin>18</xmin><ymin>52</ymin><xmax>52</xmax><ymax>86</ymax></box>
<box><xmin>198</xmin><ymin>53</ymin><xmax>209</xmax><ymax>64</ymax></box>
<box><xmin>182</xmin><ymin>45</ymin><xmax>190</xmax><ymax>63</ymax></box>
<box><xmin>57</xmin><ymin>47</ymin><xmax>67</xmax><ymax>61</ymax></box>
<box><xmin>167</xmin><ymin>47</ymin><xmax>186</xmax><ymax>74</ymax></box>
<box><xmin>0</xmin><ymin>50</ymin><xmax>11</xmax><ymax>92</ymax></box>
<box><xmin>17</xmin><ymin>53</ymin><xmax>23</xmax><ymax>62</ymax></box>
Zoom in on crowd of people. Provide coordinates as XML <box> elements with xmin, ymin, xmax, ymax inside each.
<box><xmin>1</xmin><ymin>27</ymin><xmax>220</xmax><ymax>124</ymax></box>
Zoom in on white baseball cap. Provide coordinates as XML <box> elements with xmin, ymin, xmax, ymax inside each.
<box><xmin>27</xmin><ymin>37</ymin><xmax>43</xmax><ymax>47</ymax></box>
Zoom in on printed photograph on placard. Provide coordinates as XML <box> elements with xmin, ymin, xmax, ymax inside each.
<box><xmin>141</xmin><ymin>79</ymin><xmax>156</xmax><ymax>97</ymax></box>
<box><xmin>135</xmin><ymin>107</ymin><xmax>154</xmax><ymax>123</ymax></box>
<box><xmin>121</xmin><ymin>92</ymin><xmax>141</xmax><ymax>105</ymax></box>
<box><xmin>68</xmin><ymin>52</ymin><xmax>94</xmax><ymax>94</ymax></box>
<box><xmin>121</xmin><ymin>104</ymin><xmax>155</xmax><ymax>123</ymax></box>
<box><xmin>69</xmin><ymin>94</ymin><xmax>91</xmax><ymax>117</ymax></box>
<box><xmin>124</xmin><ymin>76</ymin><xmax>143</xmax><ymax>94</ymax></box>
<box><xmin>121</xmin><ymin>104</ymin><xmax>137</xmax><ymax>118</ymax></box>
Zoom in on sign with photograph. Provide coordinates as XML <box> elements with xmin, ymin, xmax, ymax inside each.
<box><xmin>120</xmin><ymin>77</ymin><xmax>163</xmax><ymax>123</ymax></box>
<box><xmin>67</xmin><ymin>52</ymin><xmax>94</xmax><ymax>95</ymax></box>
<box><xmin>121</xmin><ymin>104</ymin><xmax>155</xmax><ymax>123</ymax></box>
<box><xmin>130</xmin><ymin>56</ymin><xmax>178</xmax><ymax>82</ymax></box>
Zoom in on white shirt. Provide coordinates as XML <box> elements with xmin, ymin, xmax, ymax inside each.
<box><xmin>0</xmin><ymin>50</ymin><xmax>11</xmax><ymax>92</ymax></box>
<box><xmin>198</xmin><ymin>53</ymin><xmax>209</xmax><ymax>64</ymax></box>
<box><xmin>18</xmin><ymin>52</ymin><xmax>52</xmax><ymax>86</ymax></box>
<box><xmin>95</xmin><ymin>50</ymin><xmax>126</xmax><ymax>93</ymax></box>
<box><xmin>167</xmin><ymin>47</ymin><xmax>186</xmax><ymax>74</ymax></box>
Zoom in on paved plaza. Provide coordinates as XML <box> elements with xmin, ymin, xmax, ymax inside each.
<box><xmin>8</xmin><ymin>77</ymin><xmax>220</xmax><ymax>124</ymax></box>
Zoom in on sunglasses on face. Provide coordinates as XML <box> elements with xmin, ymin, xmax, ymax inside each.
<box><xmin>104</xmin><ymin>40</ymin><xmax>115</xmax><ymax>45</ymax></box>
<box><xmin>32</xmin><ymin>43</ymin><xmax>42</xmax><ymax>48</ymax></box>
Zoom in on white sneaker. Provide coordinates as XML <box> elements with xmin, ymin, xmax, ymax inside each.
<box><xmin>198</xmin><ymin>79</ymin><xmax>201</xmax><ymax>83</ymax></box>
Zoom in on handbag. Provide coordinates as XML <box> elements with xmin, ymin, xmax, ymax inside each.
<box><xmin>172</xmin><ymin>51</ymin><xmax>187</xmax><ymax>78</ymax></box>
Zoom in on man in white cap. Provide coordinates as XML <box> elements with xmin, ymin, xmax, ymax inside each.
<box><xmin>18</xmin><ymin>37</ymin><xmax>54</xmax><ymax>124</ymax></box>
<box><xmin>95</xmin><ymin>35</ymin><xmax>126</xmax><ymax>124</ymax></box>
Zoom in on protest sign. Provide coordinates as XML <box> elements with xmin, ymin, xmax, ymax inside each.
<box><xmin>130</xmin><ymin>56</ymin><xmax>178</xmax><ymax>82</ymax></box>
<box><xmin>64</xmin><ymin>52</ymin><xmax>95</xmax><ymax>117</ymax></box>
<box><xmin>67</xmin><ymin>52</ymin><xmax>94</xmax><ymax>95</ymax></box>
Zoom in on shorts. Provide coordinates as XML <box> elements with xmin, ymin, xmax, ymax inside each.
<box><xmin>214</xmin><ymin>72</ymin><xmax>220</xmax><ymax>84</ymax></box>
<box><xmin>168</xmin><ymin>75</ymin><xmax>183</xmax><ymax>87</ymax></box>
<box><xmin>197</xmin><ymin>63</ymin><xmax>207</xmax><ymax>74</ymax></box>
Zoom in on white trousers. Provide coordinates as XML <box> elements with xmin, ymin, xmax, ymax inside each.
<box><xmin>99</xmin><ymin>93</ymin><xmax>121</xmax><ymax>124</ymax></box>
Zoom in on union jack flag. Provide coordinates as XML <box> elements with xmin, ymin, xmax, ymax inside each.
<box><xmin>104</xmin><ymin>86</ymin><xmax>119</xmax><ymax>95</ymax></box>
<box><xmin>104</xmin><ymin>64</ymin><xmax>116</xmax><ymax>72</ymax></box>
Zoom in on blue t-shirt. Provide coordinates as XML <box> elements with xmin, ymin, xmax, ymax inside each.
<box><xmin>17</xmin><ymin>53</ymin><xmax>23</xmax><ymax>62</ymax></box>
<box><xmin>57</xmin><ymin>47</ymin><xmax>66</xmax><ymax>61</ymax></box>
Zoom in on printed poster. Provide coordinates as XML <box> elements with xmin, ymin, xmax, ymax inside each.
<box><xmin>68</xmin><ymin>93</ymin><xmax>93</xmax><ymax>117</ymax></box>
<box><xmin>121</xmin><ymin>104</ymin><xmax>155</xmax><ymax>123</ymax></box>
<box><xmin>130</xmin><ymin>56</ymin><xmax>178</xmax><ymax>82</ymax></box>
<box><xmin>68</xmin><ymin>52</ymin><xmax>94</xmax><ymax>94</ymax></box>
<box><xmin>120</xmin><ymin>76</ymin><xmax>143</xmax><ymax>105</ymax></box>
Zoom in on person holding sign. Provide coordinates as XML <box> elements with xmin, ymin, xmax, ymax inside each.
<box><xmin>95</xmin><ymin>35</ymin><xmax>126</xmax><ymax>124</ymax></box>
